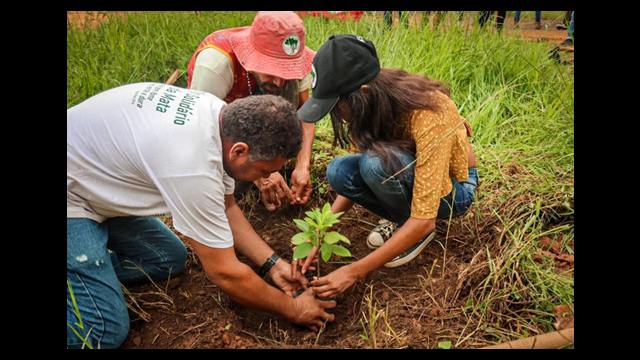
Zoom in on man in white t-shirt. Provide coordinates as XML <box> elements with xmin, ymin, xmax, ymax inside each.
<box><xmin>67</xmin><ymin>83</ymin><xmax>335</xmax><ymax>349</ymax></box>
<box><xmin>186</xmin><ymin>11</ymin><xmax>317</xmax><ymax>212</ymax></box>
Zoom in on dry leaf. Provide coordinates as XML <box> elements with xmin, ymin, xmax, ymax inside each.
<box><xmin>554</xmin><ymin>304</ymin><xmax>574</xmax><ymax>330</ymax></box>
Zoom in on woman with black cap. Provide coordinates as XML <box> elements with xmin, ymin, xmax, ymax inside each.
<box><xmin>295</xmin><ymin>34</ymin><xmax>479</xmax><ymax>298</ymax></box>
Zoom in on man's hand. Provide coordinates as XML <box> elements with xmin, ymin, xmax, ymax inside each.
<box><xmin>290</xmin><ymin>167</ymin><xmax>312</xmax><ymax>205</ymax></box>
<box><xmin>288</xmin><ymin>288</ymin><xmax>337</xmax><ymax>331</ymax></box>
<box><xmin>310</xmin><ymin>264</ymin><xmax>360</xmax><ymax>299</ymax></box>
<box><xmin>255</xmin><ymin>172</ymin><xmax>294</xmax><ymax>211</ymax></box>
<box><xmin>268</xmin><ymin>258</ymin><xmax>310</xmax><ymax>297</ymax></box>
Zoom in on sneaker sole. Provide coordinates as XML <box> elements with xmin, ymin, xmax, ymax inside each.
<box><xmin>384</xmin><ymin>232</ymin><xmax>436</xmax><ymax>268</ymax></box>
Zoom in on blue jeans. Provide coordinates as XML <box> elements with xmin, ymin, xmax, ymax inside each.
<box><xmin>514</xmin><ymin>11</ymin><xmax>541</xmax><ymax>24</ymax></box>
<box><xmin>326</xmin><ymin>151</ymin><xmax>478</xmax><ymax>226</ymax></box>
<box><xmin>67</xmin><ymin>217</ymin><xmax>188</xmax><ymax>348</ymax></box>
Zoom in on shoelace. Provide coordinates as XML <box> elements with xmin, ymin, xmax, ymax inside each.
<box><xmin>376</xmin><ymin>222</ymin><xmax>397</xmax><ymax>238</ymax></box>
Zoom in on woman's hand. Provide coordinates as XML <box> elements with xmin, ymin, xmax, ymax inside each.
<box><xmin>310</xmin><ymin>264</ymin><xmax>360</xmax><ymax>298</ymax></box>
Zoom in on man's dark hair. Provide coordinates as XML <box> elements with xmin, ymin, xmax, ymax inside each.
<box><xmin>221</xmin><ymin>94</ymin><xmax>302</xmax><ymax>161</ymax></box>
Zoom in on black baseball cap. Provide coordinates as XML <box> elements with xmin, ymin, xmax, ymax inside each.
<box><xmin>297</xmin><ymin>34</ymin><xmax>380</xmax><ymax>123</ymax></box>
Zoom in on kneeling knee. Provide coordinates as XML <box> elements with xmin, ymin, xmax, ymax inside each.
<box><xmin>326</xmin><ymin>158</ymin><xmax>348</xmax><ymax>194</ymax></box>
<box><xmin>90</xmin><ymin>307</ymin><xmax>130</xmax><ymax>349</ymax></box>
<box><xmin>109</xmin><ymin>314</ymin><xmax>130</xmax><ymax>348</ymax></box>
<box><xmin>168</xmin><ymin>244</ymin><xmax>188</xmax><ymax>275</ymax></box>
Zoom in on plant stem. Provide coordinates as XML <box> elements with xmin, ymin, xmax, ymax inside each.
<box><xmin>316</xmin><ymin>229</ymin><xmax>321</xmax><ymax>280</ymax></box>
<box><xmin>314</xmin><ymin>319</ymin><xmax>328</xmax><ymax>345</ymax></box>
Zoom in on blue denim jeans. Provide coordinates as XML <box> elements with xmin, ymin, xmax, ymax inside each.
<box><xmin>326</xmin><ymin>151</ymin><xmax>478</xmax><ymax>225</ymax></box>
<box><xmin>67</xmin><ymin>216</ymin><xmax>187</xmax><ymax>349</ymax></box>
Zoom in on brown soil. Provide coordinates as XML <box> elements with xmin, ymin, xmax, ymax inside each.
<box><xmin>119</xmin><ymin>187</ymin><xmax>573</xmax><ymax>349</ymax></box>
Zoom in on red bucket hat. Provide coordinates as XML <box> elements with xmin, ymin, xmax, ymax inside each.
<box><xmin>227</xmin><ymin>11</ymin><xmax>315</xmax><ymax>80</ymax></box>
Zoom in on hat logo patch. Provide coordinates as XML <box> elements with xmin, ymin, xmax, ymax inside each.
<box><xmin>283</xmin><ymin>35</ymin><xmax>300</xmax><ymax>56</ymax></box>
<box><xmin>311</xmin><ymin>64</ymin><xmax>317</xmax><ymax>89</ymax></box>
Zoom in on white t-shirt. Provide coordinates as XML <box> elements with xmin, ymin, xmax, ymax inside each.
<box><xmin>67</xmin><ymin>82</ymin><xmax>235</xmax><ymax>248</ymax></box>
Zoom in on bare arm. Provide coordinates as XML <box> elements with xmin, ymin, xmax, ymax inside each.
<box><xmin>295</xmin><ymin>121</ymin><xmax>315</xmax><ymax>176</ymax></box>
<box><xmin>350</xmin><ymin>217</ymin><xmax>435</xmax><ymax>278</ymax></box>
<box><xmin>187</xmin><ymin>238</ymin><xmax>296</xmax><ymax>318</ymax></box>
<box><xmin>296</xmin><ymin>89</ymin><xmax>314</xmax><ymax>172</ymax></box>
<box><xmin>224</xmin><ymin>194</ymin><xmax>273</xmax><ymax>266</ymax></box>
<box><xmin>331</xmin><ymin>195</ymin><xmax>355</xmax><ymax>214</ymax></box>
<box><xmin>290</xmin><ymin>89</ymin><xmax>315</xmax><ymax>205</ymax></box>
<box><xmin>467</xmin><ymin>140</ymin><xmax>477</xmax><ymax>168</ymax></box>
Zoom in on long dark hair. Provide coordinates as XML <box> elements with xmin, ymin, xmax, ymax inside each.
<box><xmin>330</xmin><ymin>68</ymin><xmax>451</xmax><ymax>174</ymax></box>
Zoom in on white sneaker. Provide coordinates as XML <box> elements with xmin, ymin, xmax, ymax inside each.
<box><xmin>384</xmin><ymin>231</ymin><xmax>436</xmax><ymax>268</ymax></box>
<box><xmin>366</xmin><ymin>220</ymin><xmax>398</xmax><ymax>249</ymax></box>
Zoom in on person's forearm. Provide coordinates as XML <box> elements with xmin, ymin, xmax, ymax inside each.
<box><xmin>350</xmin><ymin>217</ymin><xmax>435</xmax><ymax>278</ymax></box>
<box><xmin>467</xmin><ymin>141</ymin><xmax>477</xmax><ymax>168</ymax></box>
<box><xmin>295</xmin><ymin>122</ymin><xmax>315</xmax><ymax>171</ymax></box>
<box><xmin>206</xmin><ymin>261</ymin><xmax>295</xmax><ymax>320</ymax></box>
<box><xmin>225</xmin><ymin>196</ymin><xmax>275</xmax><ymax>266</ymax></box>
<box><xmin>331</xmin><ymin>195</ymin><xmax>355</xmax><ymax>214</ymax></box>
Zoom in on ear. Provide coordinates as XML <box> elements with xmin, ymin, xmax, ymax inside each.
<box><xmin>360</xmin><ymin>84</ymin><xmax>370</xmax><ymax>93</ymax></box>
<box><xmin>229</xmin><ymin>142</ymin><xmax>249</xmax><ymax>160</ymax></box>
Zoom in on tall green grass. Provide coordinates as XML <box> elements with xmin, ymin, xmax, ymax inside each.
<box><xmin>67</xmin><ymin>11</ymin><xmax>573</xmax><ymax>345</ymax></box>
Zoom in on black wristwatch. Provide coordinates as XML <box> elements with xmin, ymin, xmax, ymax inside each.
<box><xmin>258</xmin><ymin>253</ymin><xmax>280</xmax><ymax>277</ymax></box>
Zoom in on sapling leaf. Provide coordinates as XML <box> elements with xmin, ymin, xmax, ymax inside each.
<box><xmin>291</xmin><ymin>204</ymin><xmax>352</xmax><ymax>270</ymax></box>
<box><xmin>293</xmin><ymin>219</ymin><xmax>309</xmax><ymax>232</ymax></box>
<box><xmin>324</xmin><ymin>218</ymin><xmax>341</xmax><ymax>227</ymax></box>
<box><xmin>320</xmin><ymin>243</ymin><xmax>333</xmax><ymax>262</ymax></box>
<box><xmin>293</xmin><ymin>242</ymin><xmax>313</xmax><ymax>260</ymax></box>
<box><xmin>332</xmin><ymin>245</ymin><xmax>352</xmax><ymax>257</ymax></box>
<box><xmin>291</xmin><ymin>232</ymin><xmax>310</xmax><ymax>245</ymax></box>
<box><xmin>321</xmin><ymin>203</ymin><xmax>332</xmax><ymax>223</ymax></box>
<box><xmin>329</xmin><ymin>211</ymin><xmax>344</xmax><ymax>222</ymax></box>
<box><xmin>304</xmin><ymin>216</ymin><xmax>319</xmax><ymax>228</ymax></box>
<box><xmin>324</xmin><ymin>231</ymin><xmax>341</xmax><ymax>244</ymax></box>
<box><xmin>337</xmin><ymin>233</ymin><xmax>351</xmax><ymax>244</ymax></box>
<box><xmin>322</xmin><ymin>203</ymin><xmax>331</xmax><ymax>215</ymax></box>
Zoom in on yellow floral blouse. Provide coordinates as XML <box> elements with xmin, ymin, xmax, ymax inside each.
<box><xmin>408</xmin><ymin>90</ymin><xmax>471</xmax><ymax>219</ymax></box>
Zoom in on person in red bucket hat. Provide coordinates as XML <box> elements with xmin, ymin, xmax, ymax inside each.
<box><xmin>187</xmin><ymin>11</ymin><xmax>317</xmax><ymax>212</ymax></box>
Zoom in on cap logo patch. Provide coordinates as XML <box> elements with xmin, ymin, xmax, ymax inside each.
<box><xmin>283</xmin><ymin>35</ymin><xmax>300</xmax><ymax>56</ymax></box>
<box><xmin>311</xmin><ymin>64</ymin><xmax>317</xmax><ymax>89</ymax></box>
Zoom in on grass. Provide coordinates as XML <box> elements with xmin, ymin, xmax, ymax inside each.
<box><xmin>67</xmin><ymin>11</ymin><xmax>573</xmax><ymax>348</ymax></box>
<box><xmin>358</xmin><ymin>283</ymin><xmax>407</xmax><ymax>348</ymax></box>
<box><xmin>67</xmin><ymin>278</ymin><xmax>96</xmax><ymax>349</ymax></box>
